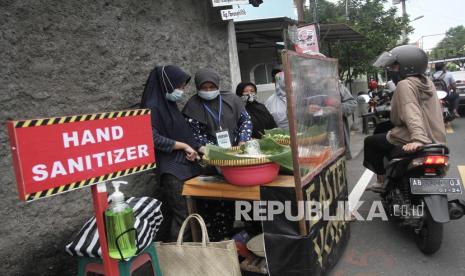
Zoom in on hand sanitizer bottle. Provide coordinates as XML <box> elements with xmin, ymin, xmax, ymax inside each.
<box><xmin>105</xmin><ymin>181</ymin><xmax>137</xmax><ymax>260</ymax></box>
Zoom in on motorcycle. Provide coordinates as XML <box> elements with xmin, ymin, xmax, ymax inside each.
<box><xmin>371</xmin><ymin>121</ymin><xmax>465</xmax><ymax>254</ymax></box>
<box><xmin>358</xmin><ymin>90</ymin><xmax>393</xmax><ymax>134</ymax></box>
<box><xmin>437</xmin><ymin>90</ymin><xmax>454</xmax><ymax>123</ymax></box>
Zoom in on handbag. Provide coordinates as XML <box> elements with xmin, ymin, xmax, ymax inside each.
<box><xmin>154</xmin><ymin>214</ymin><xmax>242</xmax><ymax>276</ymax></box>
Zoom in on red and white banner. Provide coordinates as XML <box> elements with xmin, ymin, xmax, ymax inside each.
<box><xmin>295</xmin><ymin>24</ymin><xmax>320</xmax><ymax>55</ymax></box>
<box><xmin>7</xmin><ymin>109</ymin><xmax>155</xmax><ymax>201</ymax></box>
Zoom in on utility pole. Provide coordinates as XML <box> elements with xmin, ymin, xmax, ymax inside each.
<box><xmin>401</xmin><ymin>0</ymin><xmax>407</xmax><ymax>17</ymax></box>
<box><xmin>310</xmin><ymin>0</ymin><xmax>318</xmax><ymax>23</ymax></box>
<box><xmin>401</xmin><ymin>0</ymin><xmax>408</xmax><ymax>43</ymax></box>
<box><xmin>295</xmin><ymin>0</ymin><xmax>305</xmax><ymax>23</ymax></box>
<box><xmin>345</xmin><ymin>0</ymin><xmax>349</xmax><ymax>21</ymax></box>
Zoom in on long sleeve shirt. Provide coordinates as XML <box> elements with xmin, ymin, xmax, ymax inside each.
<box><xmin>151</xmin><ymin>127</ymin><xmax>201</xmax><ymax>180</ymax></box>
<box><xmin>339</xmin><ymin>83</ymin><xmax>357</xmax><ymax>118</ymax></box>
<box><xmin>152</xmin><ymin>127</ymin><xmax>176</xmax><ymax>153</ymax></box>
<box><xmin>186</xmin><ymin>110</ymin><xmax>252</xmax><ymax>146</ymax></box>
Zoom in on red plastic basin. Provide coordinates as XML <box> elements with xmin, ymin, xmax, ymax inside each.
<box><xmin>220</xmin><ymin>162</ymin><xmax>280</xmax><ymax>186</ymax></box>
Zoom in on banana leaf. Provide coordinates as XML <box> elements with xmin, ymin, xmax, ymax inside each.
<box><xmin>205</xmin><ymin>138</ymin><xmax>294</xmax><ymax>172</ymax></box>
<box><xmin>264</xmin><ymin>126</ymin><xmax>326</xmax><ymax>138</ymax></box>
<box><xmin>264</xmin><ymin>128</ymin><xmax>289</xmax><ymax>136</ymax></box>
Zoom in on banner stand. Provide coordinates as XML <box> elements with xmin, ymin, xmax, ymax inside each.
<box><xmin>91</xmin><ymin>182</ymin><xmax>120</xmax><ymax>276</ymax></box>
<box><xmin>7</xmin><ymin>109</ymin><xmax>157</xmax><ymax>276</ymax></box>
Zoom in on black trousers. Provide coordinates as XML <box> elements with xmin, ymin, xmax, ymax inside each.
<box><xmin>447</xmin><ymin>91</ymin><xmax>460</xmax><ymax>112</ymax></box>
<box><xmin>363</xmin><ymin>133</ymin><xmax>395</xmax><ymax>175</ymax></box>
<box><xmin>155</xmin><ymin>173</ymin><xmax>190</xmax><ymax>242</ymax></box>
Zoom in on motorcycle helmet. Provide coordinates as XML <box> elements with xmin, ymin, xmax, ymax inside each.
<box><xmin>373</xmin><ymin>45</ymin><xmax>428</xmax><ymax>78</ymax></box>
<box><xmin>368</xmin><ymin>79</ymin><xmax>378</xmax><ymax>90</ymax></box>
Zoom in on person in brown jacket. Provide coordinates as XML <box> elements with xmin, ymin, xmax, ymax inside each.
<box><xmin>363</xmin><ymin>45</ymin><xmax>446</xmax><ymax>191</ymax></box>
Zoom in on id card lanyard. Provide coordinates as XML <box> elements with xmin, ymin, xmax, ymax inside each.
<box><xmin>203</xmin><ymin>95</ymin><xmax>232</xmax><ymax>148</ymax></box>
<box><xmin>203</xmin><ymin>94</ymin><xmax>223</xmax><ymax>131</ymax></box>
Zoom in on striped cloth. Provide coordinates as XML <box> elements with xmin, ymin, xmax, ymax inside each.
<box><xmin>66</xmin><ymin>197</ymin><xmax>163</xmax><ymax>258</ymax></box>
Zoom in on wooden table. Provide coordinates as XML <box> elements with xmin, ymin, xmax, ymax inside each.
<box><xmin>182</xmin><ymin>175</ymin><xmax>295</xmax><ymax>241</ymax></box>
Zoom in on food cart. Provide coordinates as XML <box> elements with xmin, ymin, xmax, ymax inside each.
<box><xmin>182</xmin><ymin>50</ymin><xmax>350</xmax><ymax>275</ymax></box>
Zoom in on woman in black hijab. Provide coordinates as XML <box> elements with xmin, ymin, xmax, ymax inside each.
<box><xmin>236</xmin><ymin>82</ymin><xmax>277</xmax><ymax>138</ymax></box>
<box><xmin>183</xmin><ymin>68</ymin><xmax>252</xmax><ymax>149</ymax></box>
<box><xmin>140</xmin><ymin>65</ymin><xmax>201</xmax><ymax>241</ymax></box>
<box><xmin>182</xmin><ymin>68</ymin><xmax>252</xmax><ymax>241</ymax></box>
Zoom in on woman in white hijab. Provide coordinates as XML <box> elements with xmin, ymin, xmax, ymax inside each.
<box><xmin>265</xmin><ymin>71</ymin><xmax>289</xmax><ymax>129</ymax></box>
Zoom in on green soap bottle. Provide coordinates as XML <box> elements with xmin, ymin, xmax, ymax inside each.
<box><xmin>105</xmin><ymin>181</ymin><xmax>137</xmax><ymax>260</ymax></box>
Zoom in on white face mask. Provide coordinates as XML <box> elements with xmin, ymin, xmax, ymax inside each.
<box><xmin>166</xmin><ymin>89</ymin><xmax>184</xmax><ymax>102</ymax></box>
<box><xmin>275</xmin><ymin>72</ymin><xmax>286</xmax><ymax>98</ymax></box>
<box><xmin>198</xmin><ymin>89</ymin><xmax>220</xmax><ymax>101</ymax></box>
<box><xmin>241</xmin><ymin>93</ymin><xmax>257</xmax><ymax>103</ymax></box>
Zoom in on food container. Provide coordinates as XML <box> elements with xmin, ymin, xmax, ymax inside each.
<box><xmin>298</xmin><ymin>146</ymin><xmax>331</xmax><ymax>166</ymax></box>
<box><xmin>297</xmin><ymin>132</ymin><xmax>327</xmax><ymax>145</ymax></box>
<box><xmin>221</xmin><ymin>163</ymin><xmax>280</xmax><ymax>186</ymax></box>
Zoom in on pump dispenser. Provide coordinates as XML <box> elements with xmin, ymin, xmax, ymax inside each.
<box><xmin>105</xmin><ymin>181</ymin><xmax>137</xmax><ymax>260</ymax></box>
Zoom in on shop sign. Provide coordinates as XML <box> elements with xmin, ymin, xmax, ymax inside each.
<box><xmin>7</xmin><ymin>109</ymin><xmax>155</xmax><ymax>202</ymax></box>
<box><xmin>295</xmin><ymin>24</ymin><xmax>320</xmax><ymax>55</ymax></box>
<box><xmin>220</xmin><ymin>8</ymin><xmax>247</xmax><ymax>20</ymax></box>
<box><xmin>212</xmin><ymin>0</ymin><xmax>249</xmax><ymax>7</ymax></box>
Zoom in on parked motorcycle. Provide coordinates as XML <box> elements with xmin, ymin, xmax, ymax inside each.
<box><xmin>358</xmin><ymin>90</ymin><xmax>393</xmax><ymax>134</ymax></box>
<box><xmin>371</xmin><ymin>121</ymin><xmax>465</xmax><ymax>254</ymax></box>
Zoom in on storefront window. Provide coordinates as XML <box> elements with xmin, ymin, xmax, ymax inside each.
<box><xmin>252</xmin><ymin>63</ymin><xmax>274</xmax><ymax>85</ymax></box>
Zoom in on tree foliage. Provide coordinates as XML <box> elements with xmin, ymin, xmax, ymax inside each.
<box><xmin>304</xmin><ymin>0</ymin><xmax>411</xmax><ymax>81</ymax></box>
<box><xmin>430</xmin><ymin>25</ymin><xmax>465</xmax><ymax>61</ymax></box>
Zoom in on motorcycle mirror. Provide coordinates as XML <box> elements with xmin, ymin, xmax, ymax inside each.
<box><xmin>436</xmin><ymin>90</ymin><xmax>448</xmax><ymax>100</ymax></box>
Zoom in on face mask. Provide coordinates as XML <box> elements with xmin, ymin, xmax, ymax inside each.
<box><xmin>241</xmin><ymin>94</ymin><xmax>257</xmax><ymax>103</ymax></box>
<box><xmin>198</xmin><ymin>89</ymin><xmax>220</xmax><ymax>101</ymax></box>
<box><xmin>388</xmin><ymin>70</ymin><xmax>401</xmax><ymax>85</ymax></box>
<box><xmin>275</xmin><ymin>72</ymin><xmax>286</xmax><ymax>97</ymax></box>
<box><xmin>166</xmin><ymin>89</ymin><xmax>184</xmax><ymax>102</ymax></box>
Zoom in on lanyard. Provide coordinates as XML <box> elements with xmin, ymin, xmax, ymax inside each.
<box><xmin>203</xmin><ymin>94</ymin><xmax>223</xmax><ymax>130</ymax></box>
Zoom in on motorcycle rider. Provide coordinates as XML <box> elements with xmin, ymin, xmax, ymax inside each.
<box><xmin>433</xmin><ymin>62</ymin><xmax>459</xmax><ymax>118</ymax></box>
<box><xmin>364</xmin><ymin>45</ymin><xmax>446</xmax><ymax>191</ymax></box>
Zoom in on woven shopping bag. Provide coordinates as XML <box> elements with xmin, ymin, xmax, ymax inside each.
<box><xmin>154</xmin><ymin>214</ymin><xmax>241</xmax><ymax>276</ymax></box>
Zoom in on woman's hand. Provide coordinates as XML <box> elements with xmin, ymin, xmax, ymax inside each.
<box><xmin>198</xmin><ymin>146</ymin><xmax>206</xmax><ymax>155</ymax></box>
<box><xmin>402</xmin><ymin>142</ymin><xmax>423</xmax><ymax>153</ymax></box>
<box><xmin>238</xmin><ymin>141</ymin><xmax>247</xmax><ymax>146</ymax></box>
<box><xmin>174</xmin><ymin>142</ymin><xmax>199</xmax><ymax>161</ymax></box>
<box><xmin>183</xmin><ymin>145</ymin><xmax>198</xmax><ymax>161</ymax></box>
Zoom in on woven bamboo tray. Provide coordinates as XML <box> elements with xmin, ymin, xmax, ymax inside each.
<box><xmin>202</xmin><ymin>156</ymin><xmax>272</xmax><ymax>167</ymax></box>
<box><xmin>229</xmin><ymin>145</ymin><xmax>242</xmax><ymax>152</ymax></box>
<box><xmin>266</xmin><ymin>132</ymin><xmax>326</xmax><ymax>146</ymax></box>
<box><xmin>274</xmin><ymin>137</ymin><xmax>291</xmax><ymax>145</ymax></box>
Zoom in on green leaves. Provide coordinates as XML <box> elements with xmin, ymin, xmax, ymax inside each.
<box><xmin>205</xmin><ymin>138</ymin><xmax>294</xmax><ymax>171</ymax></box>
<box><xmin>430</xmin><ymin>25</ymin><xmax>465</xmax><ymax>61</ymax></box>
<box><xmin>305</xmin><ymin>0</ymin><xmax>410</xmax><ymax>80</ymax></box>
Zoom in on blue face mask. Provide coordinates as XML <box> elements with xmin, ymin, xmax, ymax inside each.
<box><xmin>198</xmin><ymin>89</ymin><xmax>220</xmax><ymax>101</ymax></box>
<box><xmin>166</xmin><ymin>89</ymin><xmax>184</xmax><ymax>102</ymax></box>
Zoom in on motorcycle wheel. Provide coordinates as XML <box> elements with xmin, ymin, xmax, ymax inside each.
<box><xmin>415</xmin><ymin>208</ymin><xmax>443</xmax><ymax>255</ymax></box>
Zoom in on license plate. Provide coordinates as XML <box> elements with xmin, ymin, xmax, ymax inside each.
<box><xmin>410</xmin><ymin>178</ymin><xmax>462</xmax><ymax>194</ymax></box>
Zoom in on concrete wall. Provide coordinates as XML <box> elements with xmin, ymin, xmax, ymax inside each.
<box><xmin>0</xmin><ymin>0</ymin><xmax>230</xmax><ymax>275</ymax></box>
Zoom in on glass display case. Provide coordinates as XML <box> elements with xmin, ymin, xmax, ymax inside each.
<box><xmin>282</xmin><ymin>50</ymin><xmax>344</xmax><ymax>184</ymax></box>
